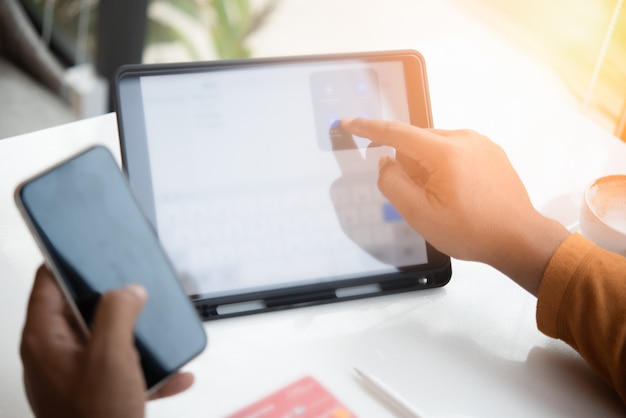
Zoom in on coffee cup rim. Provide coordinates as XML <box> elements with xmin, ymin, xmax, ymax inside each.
<box><xmin>583</xmin><ymin>174</ymin><xmax>626</xmax><ymax>238</ymax></box>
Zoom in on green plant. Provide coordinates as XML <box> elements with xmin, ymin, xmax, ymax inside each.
<box><xmin>148</xmin><ymin>0</ymin><xmax>278</xmax><ymax>60</ymax></box>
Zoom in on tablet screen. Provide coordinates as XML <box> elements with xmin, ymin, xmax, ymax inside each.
<box><xmin>116</xmin><ymin>53</ymin><xmax>440</xmax><ymax>300</ymax></box>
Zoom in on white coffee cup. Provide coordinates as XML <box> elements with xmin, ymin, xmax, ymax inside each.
<box><xmin>579</xmin><ymin>175</ymin><xmax>626</xmax><ymax>256</ymax></box>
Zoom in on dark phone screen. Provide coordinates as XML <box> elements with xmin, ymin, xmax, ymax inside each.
<box><xmin>18</xmin><ymin>146</ymin><xmax>207</xmax><ymax>389</ymax></box>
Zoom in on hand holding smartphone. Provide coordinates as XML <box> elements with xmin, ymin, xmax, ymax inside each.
<box><xmin>15</xmin><ymin>146</ymin><xmax>207</xmax><ymax>392</ymax></box>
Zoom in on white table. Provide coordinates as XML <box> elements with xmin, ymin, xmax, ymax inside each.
<box><xmin>2</xmin><ymin>32</ymin><xmax>626</xmax><ymax>418</ymax></box>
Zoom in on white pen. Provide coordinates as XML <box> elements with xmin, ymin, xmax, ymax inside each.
<box><xmin>354</xmin><ymin>367</ymin><xmax>425</xmax><ymax>418</ymax></box>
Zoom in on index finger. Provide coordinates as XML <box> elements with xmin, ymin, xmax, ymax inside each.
<box><xmin>329</xmin><ymin>125</ymin><xmax>364</xmax><ymax>176</ymax></box>
<box><xmin>341</xmin><ymin>118</ymin><xmax>440</xmax><ymax>160</ymax></box>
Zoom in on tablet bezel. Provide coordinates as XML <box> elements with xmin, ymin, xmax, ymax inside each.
<box><xmin>114</xmin><ymin>50</ymin><xmax>451</xmax><ymax>319</ymax></box>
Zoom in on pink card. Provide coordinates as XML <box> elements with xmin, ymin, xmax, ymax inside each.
<box><xmin>227</xmin><ymin>376</ymin><xmax>356</xmax><ymax>418</ymax></box>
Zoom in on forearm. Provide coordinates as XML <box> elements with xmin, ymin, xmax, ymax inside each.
<box><xmin>339</xmin><ymin>118</ymin><xmax>626</xmax><ymax>403</ymax></box>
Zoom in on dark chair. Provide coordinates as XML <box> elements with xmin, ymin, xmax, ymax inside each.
<box><xmin>0</xmin><ymin>0</ymin><xmax>75</xmax><ymax>139</ymax></box>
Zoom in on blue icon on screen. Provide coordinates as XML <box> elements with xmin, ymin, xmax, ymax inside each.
<box><xmin>382</xmin><ymin>202</ymin><xmax>403</xmax><ymax>222</ymax></box>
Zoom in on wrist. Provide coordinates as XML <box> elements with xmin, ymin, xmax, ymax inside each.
<box><xmin>489</xmin><ymin>213</ymin><xmax>570</xmax><ymax>296</ymax></box>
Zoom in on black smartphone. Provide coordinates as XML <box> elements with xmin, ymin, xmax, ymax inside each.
<box><xmin>15</xmin><ymin>145</ymin><xmax>207</xmax><ymax>392</ymax></box>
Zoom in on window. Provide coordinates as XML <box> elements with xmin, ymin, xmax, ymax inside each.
<box><xmin>462</xmin><ymin>0</ymin><xmax>626</xmax><ymax>135</ymax></box>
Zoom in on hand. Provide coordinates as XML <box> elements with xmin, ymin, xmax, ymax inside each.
<box><xmin>21</xmin><ymin>265</ymin><xmax>195</xmax><ymax>418</ymax></box>
<box><xmin>341</xmin><ymin>118</ymin><xmax>570</xmax><ymax>295</ymax></box>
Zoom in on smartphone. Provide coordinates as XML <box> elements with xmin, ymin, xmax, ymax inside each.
<box><xmin>15</xmin><ymin>145</ymin><xmax>207</xmax><ymax>392</ymax></box>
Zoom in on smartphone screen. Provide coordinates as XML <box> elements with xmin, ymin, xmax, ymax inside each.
<box><xmin>15</xmin><ymin>146</ymin><xmax>207</xmax><ymax>390</ymax></box>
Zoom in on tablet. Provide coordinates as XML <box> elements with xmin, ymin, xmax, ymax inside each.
<box><xmin>114</xmin><ymin>50</ymin><xmax>451</xmax><ymax>319</ymax></box>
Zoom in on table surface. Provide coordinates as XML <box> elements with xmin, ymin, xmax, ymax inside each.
<box><xmin>2</xmin><ymin>9</ymin><xmax>626</xmax><ymax>418</ymax></box>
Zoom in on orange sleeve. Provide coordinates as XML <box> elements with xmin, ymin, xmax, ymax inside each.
<box><xmin>536</xmin><ymin>233</ymin><xmax>626</xmax><ymax>403</ymax></box>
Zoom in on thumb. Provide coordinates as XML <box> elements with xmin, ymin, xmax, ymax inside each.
<box><xmin>90</xmin><ymin>285</ymin><xmax>147</xmax><ymax>349</ymax></box>
<box><xmin>377</xmin><ymin>156</ymin><xmax>430</xmax><ymax>222</ymax></box>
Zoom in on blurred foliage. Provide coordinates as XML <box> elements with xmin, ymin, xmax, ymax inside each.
<box><xmin>147</xmin><ymin>0</ymin><xmax>279</xmax><ymax>59</ymax></box>
<box><xmin>21</xmin><ymin>0</ymin><xmax>277</xmax><ymax>62</ymax></box>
